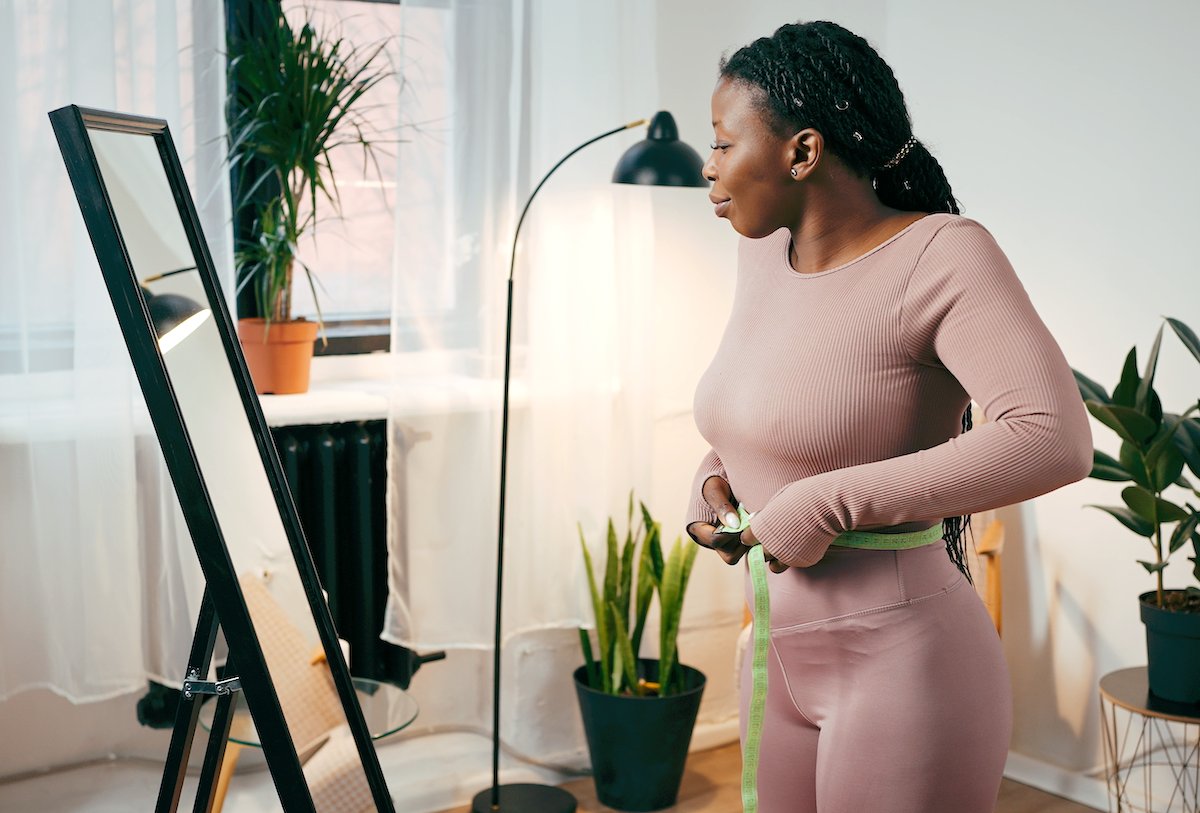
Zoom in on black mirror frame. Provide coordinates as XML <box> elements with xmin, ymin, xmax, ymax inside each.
<box><xmin>48</xmin><ymin>104</ymin><xmax>395</xmax><ymax>812</ymax></box>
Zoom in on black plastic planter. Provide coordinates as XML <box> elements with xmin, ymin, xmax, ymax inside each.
<box><xmin>573</xmin><ymin>659</ymin><xmax>706</xmax><ymax>812</ymax></box>
<box><xmin>1140</xmin><ymin>590</ymin><xmax>1200</xmax><ymax>703</ymax></box>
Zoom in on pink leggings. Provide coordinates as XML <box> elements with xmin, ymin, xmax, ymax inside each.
<box><xmin>739</xmin><ymin>542</ymin><xmax>1012</xmax><ymax>813</ymax></box>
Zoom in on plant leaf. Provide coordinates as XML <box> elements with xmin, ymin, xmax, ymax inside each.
<box><xmin>579</xmin><ymin>628</ymin><xmax>599</xmax><ymax>689</ymax></box>
<box><xmin>1144</xmin><ymin>406</ymin><xmax>1200</xmax><ymax>473</ymax></box>
<box><xmin>1170</xmin><ymin>513</ymin><xmax>1200</xmax><ymax>555</ymax></box>
<box><xmin>1135</xmin><ymin>324</ymin><xmax>1164</xmax><ymax>413</ymax></box>
<box><xmin>631</xmin><ymin>525</ymin><xmax>657</xmax><ymax>658</ymax></box>
<box><xmin>604</xmin><ymin>519</ymin><xmax>618</xmax><ymax>611</ymax></box>
<box><xmin>579</xmin><ymin>523</ymin><xmax>611</xmax><ymax>693</ymax></box>
<box><xmin>1166</xmin><ymin>317</ymin><xmax>1200</xmax><ymax>365</ymax></box>
<box><xmin>1086</xmin><ymin>401</ymin><xmax>1158</xmax><ymax>445</ymax></box>
<box><xmin>1084</xmin><ymin>504</ymin><xmax>1155</xmax><ymax>537</ymax></box>
<box><xmin>1111</xmin><ymin>347</ymin><xmax>1140</xmax><ymax>408</ymax></box>
<box><xmin>1073</xmin><ymin>368</ymin><xmax>1111</xmax><ymax>405</ymax></box>
<box><xmin>1138</xmin><ymin>559</ymin><xmax>1168</xmax><ymax>574</ymax></box>
<box><xmin>608</xmin><ymin>601</ymin><xmax>639</xmax><ymax>695</ymax></box>
<box><xmin>1119</xmin><ymin>441</ymin><xmax>1153</xmax><ymax>491</ymax></box>
<box><xmin>658</xmin><ymin>537</ymin><xmax>684</xmax><ymax>696</ymax></box>
<box><xmin>1090</xmin><ymin>448</ymin><xmax>1131</xmax><ymax>481</ymax></box>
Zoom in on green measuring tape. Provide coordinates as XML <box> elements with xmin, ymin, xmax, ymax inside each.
<box><xmin>743</xmin><ymin>544</ymin><xmax>770</xmax><ymax>813</ymax></box>
<box><xmin>722</xmin><ymin>508</ymin><xmax>944</xmax><ymax>812</ymax></box>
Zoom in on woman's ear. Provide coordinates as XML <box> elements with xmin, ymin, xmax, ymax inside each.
<box><xmin>788</xmin><ymin>128</ymin><xmax>822</xmax><ymax>181</ymax></box>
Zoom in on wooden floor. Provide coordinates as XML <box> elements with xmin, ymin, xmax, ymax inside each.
<box><xmin>435</xmin><ymin>741</ymin><xmax>1097</xmax><ymax>813</ymax></box>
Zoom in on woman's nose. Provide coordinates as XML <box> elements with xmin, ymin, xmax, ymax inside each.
<box><xmin>702</xmin><ymin>155</ymin><xmax>718</xmax><ymax>182</ymax></box>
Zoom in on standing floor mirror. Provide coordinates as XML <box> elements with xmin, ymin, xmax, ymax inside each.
<box><xmin>49</xmin><ymin>105</ymin><xmax>396</xmax><ymax>812</ymax></box>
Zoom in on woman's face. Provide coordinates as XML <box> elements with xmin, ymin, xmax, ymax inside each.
<box><xmin>703</xmin><ymin>77</ymin><xmax>799</xmax><ymax>239</ymax></box>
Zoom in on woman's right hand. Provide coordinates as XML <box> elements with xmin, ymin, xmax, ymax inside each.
<box><xmin>685</xmin><ymin>475</ymin><xmax>748</xmax><ymax>566</ymax></box>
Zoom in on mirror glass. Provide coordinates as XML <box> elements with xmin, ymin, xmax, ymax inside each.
<box><xmin>85</xmin><ymin>127</ymin><xmax>376</xmax><ymax>808</ymax></box>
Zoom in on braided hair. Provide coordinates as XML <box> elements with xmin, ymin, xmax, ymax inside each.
<box><xmin>721</xmin><ymin>20</ymin><xmax>975</xmax><ymax>581</ymax></box>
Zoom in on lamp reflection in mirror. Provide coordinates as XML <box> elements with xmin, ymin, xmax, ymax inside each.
<box><xmin>141</xmin><ymin>265</ymin><xmax>211</xmax><ymax>353</ymax></box>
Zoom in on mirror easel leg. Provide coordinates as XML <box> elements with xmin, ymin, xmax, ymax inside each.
<box><xmin>156</xmin><ymin>589</ymin><xmax>220</xmax><ymax>813</ymax></box>
<box><xmin>193</xmin><ymin>680</ymin><xmax>237</xmax><ymax>813</ymax></box>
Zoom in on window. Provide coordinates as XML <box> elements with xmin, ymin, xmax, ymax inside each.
<box><xmin>234</xmin><ymin>0</ymin><xmax>458</xmax><ymax>355</ymax></box>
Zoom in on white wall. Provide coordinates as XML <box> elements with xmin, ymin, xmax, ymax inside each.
<box><xmin>653</xmin><ymin>0</ymin><xmax>1200</xmax><ymax>794</ymax></box>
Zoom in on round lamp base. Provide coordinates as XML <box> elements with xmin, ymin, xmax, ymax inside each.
<box><xmin>470</xmin><ymin>783</ymin><xmax>576</xmax><ymax>813</ymax></box>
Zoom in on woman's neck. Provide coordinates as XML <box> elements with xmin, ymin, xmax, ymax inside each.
<box><xmin>788</xmin><ymin>181</ymin><xmax>922</xmax><ymax>275</ymax></box>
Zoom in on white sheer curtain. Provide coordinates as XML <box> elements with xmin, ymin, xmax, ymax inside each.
<box><xmin>0</xmin><ymin>0</ymin><xmax>230</xmax><ymax>701</ymax></box>
<box><xmin>384</xmin><ymin>0</ymin><xmax>660</xmax><ymax>765</ymax></box>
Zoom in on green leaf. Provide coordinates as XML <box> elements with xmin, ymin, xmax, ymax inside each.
<box><xmin>658</xmin><ymin>537</ymin><xmax>685</xmax><ymax>695</ymax></box>
<box><xmin>1086</xmin><ymin>401</ymin><xmax>1158</xmax><ymax>445</ymax></box>
<box><xmin>1111</xmin><ymin>347</ymin><xmax>1140</xmax><ymax>408</ymax></box>
<box><xmin>631</xmin><ymin>527</ymin><xmax>657</xmax><ymax>658</ymax></box>
<box><xmin>579</xmin><ymin>628</ymin><xmax>599</xmax><ymax>689</ymax></box>
<box><xmin>1138</xmin><ymin>559</ymin><xmax>1168</xmax><ymax>574</ymax></box>
<box><xmin>1084</xmin><ymin>504</ymin><xmax>1155</xmax><ymax>537</ymax></box>
<box><xmin>1151</xmin><ymin>444</ymin><xmax>1187</xmax><ymax>494</ymax></box>
<box><xmin>1144</xmin><ymin>406</ymin><xmax>1200</xmax><ymax>474</ymax></box>
<box><xmin>608</xmin><ymin>601</ymin><xmax>639</xmax><ymax>695</ymax></box>
<box><xmin>1171</xmin><ymin>416</ymin><xmax>1200</xmax><ymax>481</ymax></box>
<box><xmin>1135</xmin><ymin>324</ymin><xmax>1164</xmax><ymax>413</ymax></box>
<box><xmin>618</xmin><ymin>532</ymin><xmax>635</xmax><ymax>629</ymax></box>
<box><xmin>579</xmin><ymin>524</ymin><xmax>612</xmax><ymax>693</ymax></box>
<box><xmin>604</xmin><ymin>519</ymin><xmax>618</xmax><ymax>609</ymax></box>
<box><xmin>1122</xmin><ymin>486</ymin><xmax>1189</xmax><ymax>526</ymax></box>
<box><xmin>1090</xmin><ymin>449</ymin><xmax>1131</xmax><ymax>481</ymax></box>
<box><xmin>1169</xmin><ymin>513</ymin><xmax>1200</xmax><ymax>555</ymax></box>
<box><xmin>1119</xmin><ymin>442</ymin><xmax>1153</xmax><ymax>491</ymax></box>
<box><xmin>1166</xmin><ymin>317</ymin><xmax>1200</xmax><ymax>365</ymax></box>
<box><xmin>1073</xmin><ymin>368</ymin><xmax>1111</xmax><ymax>405</ymax></box>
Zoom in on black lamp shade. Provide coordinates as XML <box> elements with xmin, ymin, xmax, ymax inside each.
<box><xmin>612</xmin><ymin>111</ymin><xmax>708</xmax><ymax>188</ymax></box>
<box><xmin>143</xmin><ymin>288</ymin><xmax>210</xmax><ymax>352</ymax></box>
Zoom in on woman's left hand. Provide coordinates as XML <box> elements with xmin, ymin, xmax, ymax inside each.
<box><xmin>739</xmin><ymin>524</ymin><xmax>790</xmax><ymax>574</ymax></box>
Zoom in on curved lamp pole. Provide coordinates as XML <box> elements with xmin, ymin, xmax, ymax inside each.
<box><xmin>472</xmin><ymin>111</ymin><xmax>708</xmax><ymax>813</ymax></box>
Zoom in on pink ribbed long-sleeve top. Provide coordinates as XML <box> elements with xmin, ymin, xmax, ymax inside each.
<box><xmin>686</xmin><ymin>213</ymin><xmax>1093</xmax><ymax>568</ymax></box>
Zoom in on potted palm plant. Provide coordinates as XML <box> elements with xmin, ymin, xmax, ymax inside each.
<box><xmin>1072</xmin><ymin>316</ymin><xmax>1200</xmax><ymax>702</ymax></box>
<box><xmin>574</xmin><ymin>493</ymin><xmax>704</xmax><ymax>812</ymax></box>
<box><xmin>227</xmin><ymin>3</ymin><xmax>392</xmax><ymax>394</ymax></box>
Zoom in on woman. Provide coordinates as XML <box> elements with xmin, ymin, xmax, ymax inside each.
<box><xmin>684</xmin><ymin>20</ymin><xmax>1093</xmax><ymax>813</ymax></box>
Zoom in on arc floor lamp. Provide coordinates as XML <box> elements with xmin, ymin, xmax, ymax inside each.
<box><xmin>471</xmin><ymin>111</ymin><xmax>709</xmax><ymax>813</ymax></box>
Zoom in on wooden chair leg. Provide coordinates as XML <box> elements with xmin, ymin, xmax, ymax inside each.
<box><xmin>211</xmin><ymin>742</ymin><xmax>242</xmax><ymax>813</ymax></box>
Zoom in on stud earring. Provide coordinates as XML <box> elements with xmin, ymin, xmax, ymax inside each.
<box><xmin>790</xmin><ymin>168</ymin><xmax>798</xmax><ymax>177</ymax></box>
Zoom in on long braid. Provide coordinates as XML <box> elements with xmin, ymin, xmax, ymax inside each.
<box><xmin>944</xmin><ymin>405</ymin><xmax>975</xmax><ymax>583</ymax></box>
<box><xmin>720</xmin><ymin>20</ymin><xmax>975</xmax><ymax>579</ymax></box>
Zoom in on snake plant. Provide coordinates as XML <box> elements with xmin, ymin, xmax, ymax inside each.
<box><xmin>578</xmin><ymin>493</ymin><xmax>698</xmax><ymax>697</ymax></box>
<box><xmin>1072</xmin><ymin>316</ymin><xmax>1200</xmax><ymax>609</ymax></box>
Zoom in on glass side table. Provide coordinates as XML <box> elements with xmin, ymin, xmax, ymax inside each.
<box><xmin>199</xmin><ymin>676</ymin><xmax>418</xmax><ymax>812</ymax></box>
<box><xmin>1099</xmin><ymin>666</ymin><xmax>1200</xmax><ymax>812</ymax></box>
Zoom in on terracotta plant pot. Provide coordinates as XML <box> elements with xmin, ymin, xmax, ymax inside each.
<box><xmin>237</xmin><ymin>317</ymin><xmax>319</xmax><ymax>395</ymax></box>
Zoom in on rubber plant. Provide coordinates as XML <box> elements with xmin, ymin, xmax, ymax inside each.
<box><xmin>227</xmin><ymin>2</ymin><xmax>393</xmax><ymax>337</ymax></box>
<box><xmin>1072</xmin><ymin>316</ymin><xmax>1200</xmax><ymax>610</ymax></box>
<box><xmin>578</xmin><ymin>493</ymin><xmax>698</xmax><ymax>697</ymax></box>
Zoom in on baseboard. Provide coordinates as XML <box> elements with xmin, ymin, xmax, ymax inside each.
<box><xmin>689</xmin><ymin>716</ymin><xmax>740</xmax><ymax>753</ymax></box>
<box><xmin>1003</xmin><ymin>750</ymin><xmax>1109</xmax><ymax>811</ymax></box>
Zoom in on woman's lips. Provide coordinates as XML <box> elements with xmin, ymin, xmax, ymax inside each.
<box><xmin>713</xmin><ymin>200</ymin><xmax>731</xmax><ymax>217</ymax></box>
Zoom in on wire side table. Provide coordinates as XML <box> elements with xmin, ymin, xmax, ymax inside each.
<box><xmin>1100</xmin><ymin>667</ymin><xmax>1200</xmax><ymax>812</ymax></box>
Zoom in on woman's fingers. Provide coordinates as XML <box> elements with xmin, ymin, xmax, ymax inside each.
<box><xmin>701</xmin><ymin>476</ymin><xmax>740</xmax><ymax>529</ymax></box>
<box><xmin>710</xmin><ymin>531</ymin><xmax>749</xmax><ymax>566</ymax></box>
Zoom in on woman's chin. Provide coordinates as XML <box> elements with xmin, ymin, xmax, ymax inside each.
<box><xmin>728</xmin><ymin>219</ymin><xmax>778</xmax><ymax>240</ymax></box>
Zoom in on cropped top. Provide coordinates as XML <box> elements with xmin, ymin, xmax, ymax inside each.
<box><xmin>685</xmin><ymin>213</ymin><xmax>1093</xmax><ymax>568</ymax></box>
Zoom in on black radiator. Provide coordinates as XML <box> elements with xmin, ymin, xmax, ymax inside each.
<box><xmin>271</xmin><ymin>419</ymin><xmax>440</xmax><ymax>689</ymax></box>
